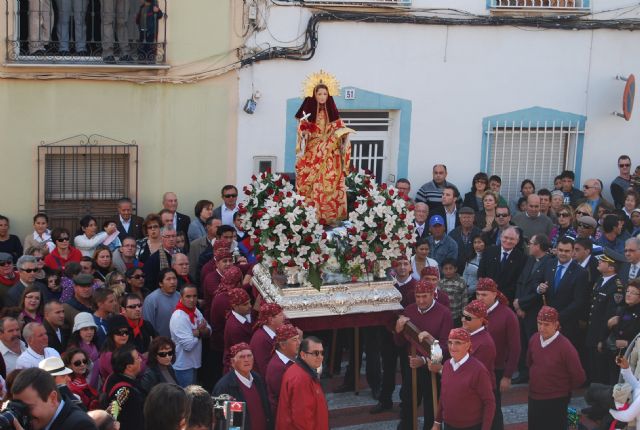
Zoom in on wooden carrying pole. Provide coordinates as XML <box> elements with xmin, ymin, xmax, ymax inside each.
<box><xmin>400</xmin><ymin>320</ymin><xmax>434</xmax><ymax>430</ymax></box>
<box><xmin>411</xmin><ymin>344</ymin><xmax>418</xmax><ymax>430</ymax></box>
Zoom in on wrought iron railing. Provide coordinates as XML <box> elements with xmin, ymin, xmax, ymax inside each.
<box><xmin>301</xmin><ymin>0</ymin><xmax>411</xmax><ymax>6</ymax></box>
<box><xmin>5</xmin><ymin>0</ymin><xmax>167</xmax><ymax>65</ymax></box>
<box><xmin>490</xmin><ymin>0</ymin><xmax>589</xmax><ymax>10</ymax></box>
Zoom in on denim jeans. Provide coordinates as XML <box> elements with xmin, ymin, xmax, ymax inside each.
<box><xmin>174</xmin><ymin>368</ymin><xmax>196</xmax><ymax>388</ymax></box>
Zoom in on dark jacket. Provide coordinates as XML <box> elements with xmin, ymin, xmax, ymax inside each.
<box><xmin>462</xmin><ymin>191</ymin><xmax>482</xmax><ymax>213</ymax></box>
<box><xmin>104</xmin><ymin>373</ymin><xmax>145</xmax><ymax>430</ymax></box>
<box><xmin>515</xmin><ymin>254</ymin><xmax>551</xmax><ymax>337</ymax></box>
<box><xmin>212</xmin><ymin>370</ymin><xmax>274</xmax><ymax>430</ymax></box>
<box><xmin>116</xmin><ymin>214</ymin><xmax>145</xmax><ymax>241</ymax></box>
<box><xmin>175</xmin><ymin>211</ymin><xmax>192</xmax><ymax>240</ymax></box>
<box><xmin>139</xmin><ymin>364</ymin><xmax>177</xmax><ymax>395</ymax></box>
<box><xmin>48</xmin><ymin>400</ymin><xmax>97</xmax><ymax>430</ymax></box>
<box><xmin>477</xmin><ymin>245</ymin><xmax>526</xmax><ymax>303</ymax></box>
<box><xmin>143</xmin><ymin>249</ymin><xmax>173</xmax><ymax>291</ymax></box>
<box><xmin>449</xmin><ymin>226</ymin><xmax>482</xmax><ymax>274</ymax></box>
<box><xmin>586</xmin><ymin>275</ymin><xmax>625</xmax><ymax>347</ymax></box>
<box><xmin>619</xmin><ymin>262</ymin><xmax>640</xmax><ymax>286</ymax></box>
<box><xmin>43</xmin><ymin>319</ymin><xmax>69</xmax><ymax>354</ymax></box>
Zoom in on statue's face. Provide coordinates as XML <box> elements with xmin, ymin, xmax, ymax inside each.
<box><xmin>315</xmin><ymin>87</ymin><xmax>328</xmax><ymax>104</ymax></box>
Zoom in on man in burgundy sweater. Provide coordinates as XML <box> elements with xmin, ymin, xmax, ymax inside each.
<box><xmin>395</xmin><ymin>279</ymin><xmax>453</xmax><ymax>429</ymax></box>
<box><xmin>212</xmin><ymin>342</ymin><xmax>273</xmax><ymax>430</ymax></box>
<box><xmin>250</xmin><ymin>302</ymin><xmax>285</xmax><ymax>376</ymax></box>
<box><xmin>202</xmin><ymin>240</ymin><xmax>234</xmax><ymax>321</ymax></box>
<box><xmin>433</xmin><ymin>328</ymin><xmax>495</xmax><ymax>430</ymax></box>
<box><xmin>265</xmin><ymin>324</ymin><xmax>300</xmax><ymax>414</ymax></box>
<box><xmin>527</xmin><ymin>306</ymin><xmax>586</xmax><ymax>429</ymax></box>
<box><xmin>462</xmin><ymin>300</ymin><xmax>497</xmax><ymax>391</ymax></box>
<box><xmin>223</xmin><ymin>288</ymin><xmax>254</xmax><ymax>373</ymax></box>
<box><xmin>476</xmin><ymin>277</ymin><xmax>521</xmax><ymax>430</ymax></box>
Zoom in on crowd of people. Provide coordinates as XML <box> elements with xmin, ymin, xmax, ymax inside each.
<box><xmin>0</xmin><ymin>155</ymin><xmax>638</xmax><ymax>429</ymax></box>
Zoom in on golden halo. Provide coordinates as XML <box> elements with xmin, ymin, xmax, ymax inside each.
<box><xmin>301</xmin><ymin>70</ymin><xmax>340</xmax><ymax>99</ymax></box>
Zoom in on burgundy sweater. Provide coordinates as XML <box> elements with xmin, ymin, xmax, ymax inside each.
<box><xmin>470</xmin><ymin>328</ymin><xmax>497</xmax><ymax>389</ymax></box>
<box><xmin>527</xmin><ymin>332</ymin><xmax>586</xmax><ymax>400</ymax></box>
<box><xmin>486</xmin><ymin>302</ymin><xmax>521</xmax><ymax>378</ymax></box>
<box><xmin>265</xmin><ymin>353</ymin><xmax>293</xmax><ymax>413</ymax></box>
<box><xmin>239</xmin><ymin>382</ymin><xmax>268</xmax><ymax>430</ymax></box>
<box><xmin>394</xmin><ymin>302</ymin><xmax>453</xmax><ymax>358</ymax></box>
<box><xmin>250</xmin><ymin>327</ymin><xmax>275</xmax><ymax>376</ymax></box>
<box><xmin>202</xmin><ymin>269</ymin><xmax>223</xmax><ymax>321</ymax></box>
<box><xmin>223</xmin><ymin>313</ymin><xmax>253</xmax><ymax>372</ymax></box>
<box><xmin>437</xmin><ymin>356</ymin><xmax>496</xmax><ymax>430</ymax></box>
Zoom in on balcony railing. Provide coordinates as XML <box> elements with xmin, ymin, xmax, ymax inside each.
<box><xmin>5</xmin><ymin>0</ymin><xmax>167</xmax><ymax>66</ymax></box>
<box><xmin>301</xmin><ymin>0</ymin><xmax>411</xmax><ymax>6</ymax></box>
<box><xmin>490</xmin><ymin>0</ymin><xmax>590</xmax><ymax>10</ymax></box>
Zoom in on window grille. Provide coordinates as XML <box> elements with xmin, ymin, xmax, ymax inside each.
<box><xmin>302</xmin><ymin>0</ymin><xmax>411</xmax><ymax>5</ymax></box>
<box><xmin>490</xmin><ymin>0</ymin><xmax>589</xmax><ymax>10</ymax></box>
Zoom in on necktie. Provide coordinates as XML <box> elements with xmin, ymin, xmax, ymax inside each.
<box><xmin>554</xmin><ymin>265</ymin><xmax>564</xmax><ymax>292</ymax></box>
<box><xmin>631</xmin><ymin>264</ymin><xmax>638</xmax><ymax>279</ymax></box>
<box><xmin>418</xmin><ymin>225</ymin><xmax>424</xmax><ymax>237</ymax></box>
<box><xmin>501</xmin><ymin>251</ymin><xmax>508</xmax><ymax>264</ymax></box>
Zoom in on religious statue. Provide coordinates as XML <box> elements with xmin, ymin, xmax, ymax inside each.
<box><xmin>295</xmin><ymin>70</ymin><xmax>354</xmax><ymax>225</ymax></box>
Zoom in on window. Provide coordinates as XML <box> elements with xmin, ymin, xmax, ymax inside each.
<box><xmin>6</xmin><ymin>0</ymin><xmax>167</xmax><ymax>66</ymax></box>
<box><xmin>343</xmin><ymin>111</ymin><xmax>391</xmax><ymax>185</ymax></box>
<box><xmin>301</xmin><ymin>0</ymin><xmax>411</xmax><ymax>6</ymax></box>
<box><xmin>489</xmin><ymin>0</ymin><xmax>590</xmax><ymax>11</ymax></box>
<box><xmin>37</xmin><ymin>137</ymin><xmax>138</xmax><ymax>233</ymax></box>
<box><xmin>484</xmin><ymin>119</ymin><xmax>584</xmax><ymax>201</ymax></box>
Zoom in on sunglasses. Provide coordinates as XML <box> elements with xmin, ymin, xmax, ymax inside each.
<box><xmin>576</xmin><ymin>211</ymin><xmax>589</xmax><ymax>216</ymax></box>
<box><xmin>56</xmin><ymin>237</ymin><xmax>70</xmax><ymax>242</ymax></box>
<box><xmin>34</xmin><ymin>257</ymin><xmax>43</xmax><ymax>262</ymax></box>
<box><xmin>303</xmin><ymin>350</ymin><xmax>324</xmax><ymax>357</ymax></box>
<box><xmin>0</xmin><ymin>261</ymin><xmax>13</xmax><ymax>266</ymax></box>
<box><xmin>620</xmin><ymin>163</ymin><xmax>631</xmax><ymax>168</ymax></box>
<box><xmin>462</xmin><ymin>314</ymin><xmax>474</xmax><ymax>321</ymax></box>
<box><xmin>126</xmin><ymin>304</ymin><xmax>142</xmax><ymax>309</ymax></box>
<box><xmin>224</xmin><ymin>194</ymin><xmax>238</xmax><ymax>198</ymax></box>
<box><xmin>157</xmin><ymin>350</ymin><xmax>175</xmax><ymax>358</ymax></box>
<box><xmin>147</xmin><ymin>225</ymin><xmax>160</xmax><ymax>230</ymax></box>
<box><xmin>129</xmin><ymin>274</ymin><xmax>145</xmax><ymax>280</ymax></box>
<box><xmin>72</xmin><ymin>359</ymin><xmax>88</xmax><ymax>366</ymax></box>
<box><xmin>111</xmin><ymin>279</ymin><xmax>126</xmax><ymax>285</ymax></box>
<box><xmin>495</xmin><ymin>213</ymin><xmax>509</xmax><ymax>218</ymax></box>
<box><xmin>20</xmin><ymin>268</ymin><xmax>37</xmax><ymax>273</ymax></box>
<box><xmin>558</xmin><ymin>213</ymin><xmax>571</xmax><ymax>218</ymax></box>
<box><xmin>114</xmin><ymin>329</ymin><xmax>130</xmax><ymax>336</ymax></box>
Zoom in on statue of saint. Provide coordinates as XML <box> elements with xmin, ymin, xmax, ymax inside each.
<box><xmin>295</xmin><ymin>71</ymin><xmax>353</xmax><ymax>225</ymax></box>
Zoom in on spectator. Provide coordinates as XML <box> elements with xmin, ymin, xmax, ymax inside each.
<box><xmin>575</xmin><ymin>215</ymin><xmax>598</xmax><ymax>241</ymax></box>
<box><xmin>161</xmin><ymin>192</ymin><xmax>191</xmax><ymax>240</ymax></box>
<box><xmin>622</xmin><ymin>190</ymin><xmax>639</xmax><ymax>227</ymax></box>
<box><xmin>276</xmin><ymin>336</ymin><xmax>328</xmax><ymax>430</ymax></box>
<box><xmin>395</xmin><ymin>178</ymin><xmax>412</xmax><ymax>201</ymax></box>
<box><xmin>92</xmin><ymin>246</ymin><xmax>114</xmax><ymax>284</ymax></box>
<box><xmin>63</xmin><ymin>274</ymin><xmax>95</xmax><ymax>329</ymax></box>
<box><xmin>213</xmin><ymin>185</ymin><xmax>239</xmax><ymax>227</ymax></box>
<box><xmin>143</xmin><ymin>268</ymin><xmax>180</xmax><ymax>338</ymax></box>
<box><xmin>426</xmin><ymin>215</ymin><xmax>458</xmax><ymax>265</ymax></box>
<box><xmin>92</xmin><ymin>288</ymin><xmax>116</xmax><ymax>349</ymax></box>
<box><xmin>100</xmin><ymin>0</ymin><xmax>134</xmax><ymax>63</ymax></box>
<box><xmin>170</xmin><ymin>285</ymin><xmax>210</xmax><ymax>387</ymax></box>
<box><xmin>0</xmin><ymin>252</ymin><xmax>19</xmax><ymax>306</ymax></box>
<box><xmin>185</xmin><ymin>384</ymin><xmax>213</xmax><ymax>430</ymax></box>
<box><xmin>143</xmin><ymin>226</ymin><xmax>177</xmax><ymax>292</ymax></box>
<box><xmin>0</xmin><ymin>317</ymin><xmax>27</xmax><ymax>375</ymax></box>
<box><xmin>596</xmin><ymin>214</ymin><xmax>625</xmax><ymax>253</ymax></box>
<box><xmin>121</xmin><ymin>293</ymin><xmax>156</xmax><ymax>355</ymax></box>
<box><xmin>463</xmin><ymin>234</ymin><xmax>485</xmax><ymax>297</ymax></box>
<box><xmin>44</xmin><ymin>228</ymin><xmax>82</xmax><ymax>272</ymax></box>
<box><xmin>416</xmin><ymin>164</ymin><xmax>458</xmax><ymax>213</ymax></box>
<box><xmin>139</xmin><ymin>336</ymin><xmax>178</xmax><ymax>395</ymax></box>
<box><xmin>265</xmin><ymin>324</ymin><xmax>300</xmax><ymax>413</ymax></box>
<box><xmin>482</xmin><ymin>205</ymin><xmax>513</xmax><ymax>247</ymax></box>
<box><xmin>188</xmin><ymin>199</ymin><xmax>214</xmax><ymax>242</ymax></box>
<box><xmin>143</xmin><ymin>383</ymin><xmax>191</xmax><ymax>430</ymax></box>
<box><xmin>410</xmin><ymin>238</ymin><xmax>439</xmax><ymax>281</ymax></box>
<box><xmin>16</xmin><ymin>322</ymin><xmax>60</xmax><ymax>369</ymax></box>
<box><xmin>100</xmin><ymin>220</ymin><xmax>121</xmax><ymax>252</ymax></box>
<box><xmin>212</xmin><ymin>343</ymin><xmax>273</xmax><ymax>430</ymax></box>
<box><xmin>581</xmin><ymin>178</ymin><xmax>608</xmax><ymax>214</ymax></box>
<box><xmin>11</xmin><ymin>367</ymin><xmax>98</xmax><ymax>429</ymax></box>
<box><xmin>63</xmin><ymin>348</ymin><xmax>99</xmax><ymax>410</ymax></box>
<box><xmin>125</xmin><ymin>267</ymin><xmax>149</xmax><ymax>300</ymax></box>
<box><xmin>43</xmin><ymin>269</ymin><xmax>62</xmax><ymax>303</ymax></box>
<box><xmin>43</xmin><ymin>301</ymin><xmax>68</xmax><ymax>354</ymax></box>
<box><xmin>512</xmin><ymin>194</ymin><xmax>554</xmax><ymax>243</ymax></box>
<box><xmin>98</xmin><ymin>315</ymin><xmax>139</xmax><ymax>382</ymax></box>
<box><xmin>103</xmin><ymin>344</ymin><xmax>145</xmax><ymax>430</ymax></box>
<box><xmin>136</xmin><ymin>214</ymin><xmax>163</xmax><ymax>263</ymax></box>
<box><xmin>19</xmin><ymin>285</ymin><xmax>44</xmax><ymax>325</ymax></box>
<box><xmin>250</xmin><ymin>303</ymin><xmax>285</xmax><ymax>376</ymax></box>
<box><xmin>136</xmin><ymin>1</ymin><xmax>164</xmax><ymax>64</ymax></box>
<box><xmin>188</xmin><ymin>217</ymin><xmax>221</xmax><ymax>282</ymax></box>
<box><xmin>112</xmin><ymin>237</ymin><xmax>143</xmax><ymax>274</ymax></box>
<box><xmin>6</xmin><ymin>255</ymin><xmax>44</xmax><ymax>307</ymax></box>
<box><xmin>172</xmin><ymin>253</ymin><xmax>193</xmax><ymax>290</ymax></box>
<box><xmin>511</xmin><ymin>179</ymin><xmax>536</xmax><ymax>214</ymax></box>
<box><xmin>68</xmin><ymin>312</ymin><xmax>100</xmax><ymax>389</ymax></box>
<box><xmin>488</xmin><ymin>175</ymin><xmax>508</xmax><ymax>206</ymax></box>
<box><xmin>478</xmin><ymin>226</ymin><xmax>526</xmax><ymax>303</ymax></box>
<box><xmin>621</xmin><ymin>237</ymin><xmax>640</xmax><ymax>285</ymax></box>
<box><xmin>87</xmin><ymin>410</ymin><xmax>118</xmax><ymax>430</ymax></box>
<box><xmin>549</xmin><ymin>205</ymin><xmax>577</xmax><ymax>248</ymax></box>
<box><xmin>413</xmin><ymin>202</ymin><xmax>430</xmax><ymax>242</ymax></box>
<box><xmin>475</xmin><ymin>190</ymin><xmax>499</xmax><ymax>233</ymax></box>
<box><xmin>23</xmin><ymin>213</ymin><xmax>55</xmax><ymax>253</ymax></box>
<box><xmin>611</xmin><ymin>155</ymin><xmax>632</xmax><ymax>209</ymax></box>
<box><xmin>462</xmin><ymin>172</ymin><xmax>490</xmax><ymax>213</ymax></box>
<box><xmin>74</xmin><ymin>216</ymin><xmax>109</xmax><ymax>258</ymax></box>
<box><xmin>25</xmin><ymin>245</ymin><xmax>48</xmax><ymax>283</ymax></box>
<box><xmin>438</xmin><ymin>258</ymin><xmax>467</xmax><ymax>326</ymax></box>
<box><xmin>436</xmin><ymin>185</ymin><xmax>460</xmax><ymax>234</ymax></box>
<box><xmin>537</xmin><ymin>188</ymin><xmax>557</xmax><ymax>223</ymax></box>
<box><xmin>553</xmin><ymin>175</ymin><xmax>563</xmax><ymax>190</ymax></box>
<box><xmin>449</xmin><ymin>207</ymin><xmax>482</xmax><ymax>274</ymax></box>
<box><xmin>550</xmin><ymin>189</ymin><xmax>564</xmax><ymax>214</ymax></box>
<box><xmin>105</xmin><ymin>271</ymin><xmax>127</xmax><ymax>302</ymax></box>
<box><xmin>559</xmin><ymin>170</ymin><xmax>584</xmax><ymax>207</ymax></box>
<box><xmin>0</xmin><ymin>215</ymin><xmax>23</xmax><ymax>264</ymax></box>
<box><xmin>176</xmin><ymin>231</ymin><xmax>188</xmax><ymax>254</ymax></box>
<box><xmin>115</xmin><ymin>198</ymin><xmax>144</xmax><ymax>241</ymax></box>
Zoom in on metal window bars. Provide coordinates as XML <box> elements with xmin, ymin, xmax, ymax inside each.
<box><xmin>5</xmin><ymin>0</ymin><xmax>167</xmax><ymax>65</ymax></box>
<box><xmin>485</xmin><ymin>120</ymin><xmax>583</xmax><ymax>201</ymax></box>
<box><xmin>351</xmin><ymin>140</ymin><xmax>385</xmax><ymax>185</ymax></box>
<box><xmin>301</xmin><ymin>0</ymin><xmax>411</xmax><ymax>6</ymax></box>
<box><xmin>490</xmin><ymin>0</ymin><xmax>589</xmax><ymax>9</ymax></box>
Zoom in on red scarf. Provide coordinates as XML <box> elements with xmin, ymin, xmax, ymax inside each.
<box><xmin>0</xmin><ymin>272</ymin><xmax>18</xmax><ymax>286</ymax></box>
<box><xmin>126</xmin><ymin>318</ymin><xmax>144</xmax><ymax>338</ymax></box>
<box><xmin>176</xmin><ymin>300</ymin><xmax>196</xmax><ymax>324</ymax></box>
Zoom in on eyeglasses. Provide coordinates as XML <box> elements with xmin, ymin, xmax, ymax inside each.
<box><xmin>147</xmin><ymin>225</ymin><xmax>160</xmax><ymax>230</ymax></box>
<box><xmin>162</xmin><ymin>235</ymin><xmax>177</xmax><ymax>239</ymax></box>
<box><xmin>224</xmin><ymin>194</ymin><xmax>238</xmax><ymax>198</ymax></box>
<box><xmin>620</xmin><ymin>163</ymin><xmax>631</xmax><ymax>168</ymax></box>
<box><xmin>303</xmin><ymin>350</ymin><xmax>324</xmax><ymax>357</ymax></box>
<box><xmin>157</xmin><ymin>350</ymin><xmax>175</xmax><ymax>358</ymax></box>
<box><xmin>576</xmin><ymin>211</ymin><xmax>589</xmax><ymax>216</ymax></box>
<box><xmin>126</xmin><ymin>303</ymin><xmax>142</xmax><ymax>309</ymax></box>
<box><xmin>558</xmin><ymin>213</ymin><xmax>571</xmax><ymax>218</ymax></box>
<box><xmin>34</xmin><ymin>257</ymin><xmax>43</xmax><ymax>262</ymax></box>
<box><xmin>114</xmin><ymin>329</ymin><xmax>130</xmax><ymax>336</ymax></box>
<box><xmin>583</xmin><ymin>185</ymin><xmax>596</xmax><ymax>190</ymax></box>
<box><xmin>495</xmin><ymin>213</ymin><xmax>509</xmax><ymax>218</ymax></box>
<box><xmin>20</xmin><ymin>268</ymin><xmax>37</xmax><ymax>273</ymax></box>
<box><xmin>462</xmin><ymin>314</ymin><xmax>475</xmax><ymax>321</ymax></box>
<box><xmin>129</xmin><ymin>274</ymin><xmax>145</xmax><ymax>280</ymax></box>
<box><xmin>0</xmin><ymin>261</ymin><xmax>12</xmax><ymax>266</ymax></box>
<box><xmin>577</xmin><ymin>223</ymin><xmax>594</xmax><ymax>229</ymax></box>
<box><xmin>111</xmin><ymin>280</ymin><xmax>126</xmax><ymax>285</ymax></box>
<box><xmin>56</xmin><ymin>237</ymin><xmax>70</xmax><ymax>242</ymax></box>
<box><xmin>72</xmin><ymin>359</ymin><xmax>88</xmax><ymax>366</ymax></box>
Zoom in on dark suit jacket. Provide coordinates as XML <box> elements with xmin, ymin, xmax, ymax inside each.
<box><xmin>414</xmin><ymin>222</ymin><xmax>430</xmax><ymax>242</ymax></box>
<box><xmin>462</xmin><ymin>192</ymin><xmax>482</xmax><ymax>213</ymax></box>
<box><xmin>143</xmin><ymin>249</ymin><xmax>173</xmax><ymax>291</ymax></box>
<box><xmin>542</xmin><ymin>259</ymin><xmax>589</xmax><ymax>342</ymax></box>
<box><xmin>449</xmin><ymin>226</ymin><xmax>482</xmax><ymax>274</ymax></box>
<box><xmin>43</xmin><ymin>319</ymin><xmax>69</xmax><ymax>354</ymax></box>
<box><xmin>49</xmin><ymin>400</ymin><xmax>97</xmax><ymax>430</ymax></box>
<box><xmin>212</xmin><ymin>370</ymin><xmax>274</xmax><ymax>430</ymax></box>
<box><xmin>477</xmin><ymin>245</ymin><xmax>526</xmax><ymax>303</ymax></box>
<box><xmin>586</xmin><ymin>275</ymin><xmax>625</xmax><ymax>347</ymax></box>
<box><xmin>515</xmin><ymin>254</ymin><xmax>551</xmax><ymax>337</ymax></box>
<box><xmin>619</xmin><ymin>262</ymin><xmax>640</xmax><ymax>286</ymax></box>
<box><xmin>116</xmin><ymin>214</ymin><xmax>145</xmax><ymax>240</ymax></box>
<box><xmin>176</xmin><ymin>211</ymin><xmax>191</xmax><ymax>237</ymax></box>
<box><xmin>430</xmin><ymin>206</ymin><xmax>461</xmax><ymax>233</ymax></box>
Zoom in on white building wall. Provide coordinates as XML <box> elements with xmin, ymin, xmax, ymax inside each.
<box><xmin>237</xmin><ymin>2</ymin><xmax>640</xmax><ymax>200</ymax></box>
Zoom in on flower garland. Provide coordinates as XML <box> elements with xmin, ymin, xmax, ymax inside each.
<box><xmin>238</xmin><ymin>171</ymin><xmax>329</xmax><ymax>280</ymax></box>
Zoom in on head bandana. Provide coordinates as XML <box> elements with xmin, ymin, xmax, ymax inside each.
<box><xmin>476</xmin><ymin>277</ymin><xmax>509</xmax><ymax>305</ymax></box>
<box><xmin>448</xmin><ymin>328</ymin><xmax>470</xmax><ymax>343</ymax></box>
<box><xmin>420</xmin><ymin>266</ymin><xmax>440</xmax><ymax>279</ymax></box>
<box><xmin>537</xmin><ymin>306</ymin><xmax>559</xmax><ymax>323</ymax></box>
<box><xmin>464</xmin><ymin>300</ymin><xmax>489</xmax><ymax>326</ymax></box>
<box><xmin>415</xmin><ymin>279</ymin><xmax>436</xmax><ymax>294</ymax></box>
<box><xmin>256</xmin><ymin>303</ymin><xmax>284</xmax><ymax>328</ymax></box>
<box><xmin>228</xmin><ymin>288</ymin><xmax>250</xmax><ymax>307</ymax></box>
<box><xmin>229</xmin><ymin>342</ymin><xmax>252</xmax><ymax>360</ymax></box>
<box><xmin>275</xmin><ymin>324</ymin><xmax>299</xmax><ymax>343</ymax></box>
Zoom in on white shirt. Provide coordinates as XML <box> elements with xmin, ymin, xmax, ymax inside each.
<box><xmin>470</xmin><ymin>326</ymin><xmax>486</xmax><ymax>336</ymax></box>
<box><xmin>221</xmin><ymin>205</ymin><xmax>239</xmax><ymax>227</ymax></box>
<box><xmin>415</xmin><ymin>222</ymin><xmax>426</xmax><ymax>237</ymax></box>
<box><xmin>410</xmin><ymin>255</ymin><xmax>440</xmax><ymax>281</ymax></box>
<box><xmin>172</xmin><ymin>212</ymin><xmax>178</xmax><ymax>231</ymax></box>
<box><xmin>0</xmin><ymin>340</ymin><xmax>26</xmax><ymax>374</ymax></box>
<box><xmin>450</xmin><ymin>353</ymin><xmax>470</xmax><ymax>372</ymax></box>
<box><xmin>119</xmin><ymin>215</ymin><xmax>131</xmax><ymax>233</ymax></box>
<box><xmin>540</xmin><ymin>330</ymin><xmax>560</xmax><ymax>348</ymax></box>
<box><xmin>444</xmin><ymin>207</ymin><xmax>457</xmax><ymax>234</ymax></box>
<box><xmin>16</xmin><ymin>346</ymin><xmax>59</xmax><ymax>369</ymax></box>
<box><xmin>232</xmin><ymin>310</ymin><xmax>251</xmax><ymax>324</ymax></box>
<box><xmin>276</xmin><ymin>350</ymin><xmax>292</xmax><ymax>365</ymax></box>
<box><xmin>417</xmin><ymin>300</ymin><xmax>436</xmax><ymax>315</ymax></box>
<box><xmin>579</xmin><ymin>255</ymin><xmax>591</xmax><ymax>269</ymax></box>
<box><xmin>169</xmin><ymin>307</ymin><xmax>211</xmax><ymax>371</ymax></box>
<box><xmin>32</xmin><ymin>230</ymin><xmax>55</xmax><ymax>252</ymax></box>
<box><xmin>263</xmin><ymin>325</ymin><xmax>276</xmax><ymax>339</ymax></box>
<box><xmin>235</xmin><ymin>370</ymin><xmax>254</xmax><ymax>388</ymax></box>
<box><xmin>487</xmin><ymin>300</ymin><xmax>499</xmax><ymax>314</ymax></box>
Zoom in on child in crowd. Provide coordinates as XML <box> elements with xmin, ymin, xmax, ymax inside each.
<box><xmin>438</xmin><ymin>257</ymin><xmax>468</xmax><ymax>327</ymax></box>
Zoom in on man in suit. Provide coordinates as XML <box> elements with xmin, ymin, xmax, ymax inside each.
<box><xmin>413</xmin><ymin>202</ymin><xmax>430</xmax><ymax>242</ymax></box>
<box><xmin>430</xmin><ymin>185</ymin><xmax>461</xmax><ymax>234</ymax></box>
<box><xmin>620</xmin><ymin>237</ymin><xmax>640</xmax><ymax>285</ymax></box>
<box><xmin>11</xmin><ymin>367</ymin><xmax>98</xmax><ymax>430</ymax></box>
<box><xmin>478</xmin><ymin>226</ymin><xmax>526</xmax><ymax>303</ymax></box>
<box><xmin>574</xmin><ymin>237</ymin><xmax>600</xmax><ymax>287</ymax></box>
<box><xmin>537</xmin><ymin>236</ymin><xmax>589</xmax><ymax>346</ymax></box>
<box><xmin>212</xmin><ymin>185</ymin><xmax>239</xmax><ymax>227</ymax></box>
<box><xmin>115</xmin><ymin>197</ymin><xmax>144</xmax><ymax>241</ymax></box>
<box><xmin>162</xmin><ymin>191</ymin><xmax>191</xmax><ymax>241</ymax></box>
<box><xmin>43</xmin><ymin>301</ymin><xmax>68</xmax><ymax>354</ymax></box>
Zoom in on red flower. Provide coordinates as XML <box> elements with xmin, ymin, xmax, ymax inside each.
<box><xmin>269</xmin><ymin>219</ymin><xmax>275</xmax><ymax>227</ymax></box>
<box><xmin>321</xmin><ymin>232</ymin><xmax>328</xmax><ymax>240</ymax></box>
<box><xmin>303</xmin><ymin>261</ymin><xmax>310</xmax><ymax>269</ymax></box>
<box><xmin>399</xmin><ymin>213</ymin><xmax>406</xmax><ymax>220</ymax></box>
<box><xmin>279</xmin><ymin>207</ymin><xmax>286</xmax><ymax>215</ymax></box>
<box><xmin>322</xmin><ymin>254</ymin><xmax>330</xmax><ymax>261</ymax></box>
<box><xmin>286</xmin><ymin>191</ymin><xmax>292</xmax><ymax>197</ymax></box>
<box><xmin>271</xmin><ymin>261</ymin><xmax>278</xmax><ymax>268</ymax></box>
<box><xmin>354</xmin><ymin>202</ymin><xmax>360</xmax><ymax>208</ymax></box>
<box><xmin>381</xmin><ymin>183</ymin><xmax>388</xmax><ymax>190</ymax></box>
<box><xmin>254</xmin><ymin>228</ymin><xmax>262</xmax><ymax>236</ymax></box>
<box><xmin>283</xmin><ymin>174</ymin><xmax>291</xmax><ymax>182</ymax></box>
<box><xmin>319</xmin><ymin>218</ymin><xmax>327</xmax><ymax>225</ymax></box>
<box><xmin>366</xmin><ymin>200</ymin><xmax>374</xmax><ymax>208</ymax></box>
<box><xmin>251</xmin><ymin>175</ymin><xmax>257</xmax><ymax>181</ymax></box>
<box><xmin>348</xmin><ymin>227</ymin><xmax>357</xmax><ymax>235</ymax></box>
<box><xmin>287</xmin><ymin>260</ymin><xmax>296</xmax><ymax>267</ymax></box>
<box><xmin>304</xmin><ymin>236</ymin><xmax>313</xmax><ymax>243</ymax></box>
<box><xmin>360</xmin><ymin>232</ymin><xmax>368</xmax><ymax>241</ymax></box>
<box><xmin>380</xmin><ymin>234</ymin><xmax>387</xmax><ymax>240</ymax></box>
<box><xmin>386</xmin><ymin>199</ymin><xmax>393</xmax><ymax>206</ymax></box>
<box><xmin>389</xmin><ymin>189</ymin><xmax>395</xmax><ymax>196</ymax></box>
<box><xmin>266</xmin><ymin>188</ymin><xmax>274</xmax><ymax>196</ymax></box>
<box><xmin>405</xmin><ymin>233</ymin><xmax>412</xmax><ymax>240</ymax></box>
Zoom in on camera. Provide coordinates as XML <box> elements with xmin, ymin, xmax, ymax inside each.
<box><xmin>0</xmin><ymin>400</ymin><xmax>31</xmax><ymax>430</ymax></box>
